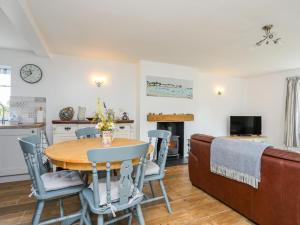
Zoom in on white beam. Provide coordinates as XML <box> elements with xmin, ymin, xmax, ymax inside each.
<box><xmin>0</xmin><ymin>0</ymin><xmax>51</xmax><ymax>57</ymax></box>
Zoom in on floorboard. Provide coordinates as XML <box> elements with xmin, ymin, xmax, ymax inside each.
<box><xmin>0</xmin><ymin>165</ymin><xmax>254</xmax><ymax>225</ymax></box>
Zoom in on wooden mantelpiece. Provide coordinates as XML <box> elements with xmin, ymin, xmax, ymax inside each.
<box><xmin>147</xmin><ymin>114</ymin><xmax>194</xmax><ymax>122</ymax></box>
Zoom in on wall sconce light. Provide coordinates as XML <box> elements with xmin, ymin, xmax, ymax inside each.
<box><xmin>94</xmin><ymin>77</ymin><xmax>106</xmax><ymax>87</ymax></box>
<box><xmin>216</xmin><ymin>87</ymin><xmax>224</xmax><ymax>96</ymax></box>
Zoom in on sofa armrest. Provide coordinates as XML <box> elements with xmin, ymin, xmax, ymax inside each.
<box><xmin>191</xmin><ymin>134</ymin><xmax>214</xmax><ymax>143</ymax></box>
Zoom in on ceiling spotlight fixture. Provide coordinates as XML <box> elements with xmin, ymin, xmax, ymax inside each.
<box><xmin>256</xmin><ymin>24</ymin><xmax>281</xmax><ymax>46</ymax></box>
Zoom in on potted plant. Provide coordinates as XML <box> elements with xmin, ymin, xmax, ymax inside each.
<box><xmin>94</xmin><ymin>98</ymin><xmax>115</xmax><ymax>146</ymax></box>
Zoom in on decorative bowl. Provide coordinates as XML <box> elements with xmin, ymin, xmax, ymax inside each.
<box><xmin>59</xmin><ymin>107</ymin><xmax>74</xmax><ymax>121</ymax></box>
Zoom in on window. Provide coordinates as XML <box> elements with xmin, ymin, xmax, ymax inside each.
<box><xmin>0</xmin><ymin>66</ymin><xmax>11</xmax><ymax>121</ymax></box>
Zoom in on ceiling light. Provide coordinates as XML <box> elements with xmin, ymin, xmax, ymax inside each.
<box><xmin>256</xmin><ymin>24</ymin><xmax>281</xmax><ymax>46</ymax></box>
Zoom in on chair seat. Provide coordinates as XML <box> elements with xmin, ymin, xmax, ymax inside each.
<box><xmin>82</xmin><ymin>187</ymin><xmax>143</xmax><ymax>215</ymax></box>
<box><xmin>41</xmin><ymin>170</ymin><xmax>83</xmax><ymax>192</ymax></box>
<box><xmin>145</xmin><ymin>161</ymin><xmax>160</xmax><ymax>176</ymax></box>
<box><xmin>88</xmin><ymin>177</ymin><xmax>134</xmax><ymax>206</ymax></box>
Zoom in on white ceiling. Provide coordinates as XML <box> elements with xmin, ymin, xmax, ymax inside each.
<box><xmin>2</xmin><ymin>0</ymin><xmax>300</xmax><ymax>76</ymax></box>
<box><xmin>0</xmin><ymin>9</ymin><xmax>31</xmax><ymax>51</ymax></box>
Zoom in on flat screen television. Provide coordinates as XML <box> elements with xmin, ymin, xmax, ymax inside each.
<box><xmin>230</xmin><ymin>116</ymin><xmax>261</xmax><ymax>136</ymax></box>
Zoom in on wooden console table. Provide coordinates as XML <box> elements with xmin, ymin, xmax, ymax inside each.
<box><xmin>223</xmin><ymin>135</ymin><xmax>267</xmax><ymax>143</ymax></box>
<box><xmin>52</xmin><ymin>120</ymin><xmax>135</xmax><ymax>144</ymax></box>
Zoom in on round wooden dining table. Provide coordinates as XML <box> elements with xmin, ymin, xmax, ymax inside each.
<box><xmin>45</xmin><ymin>138</ymin><xmax>153</xmax><ymax>171</ymax></box>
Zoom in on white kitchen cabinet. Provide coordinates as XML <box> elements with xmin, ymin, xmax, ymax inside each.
<box><xmin>0</xmin><ymin>128</ymin><xmax>41</xmax><ymax>179</ymax></box>
<box><xmin>52</xmin><ymin>121</ymin><xmax>135</xmax><ymax>144</ymax></box>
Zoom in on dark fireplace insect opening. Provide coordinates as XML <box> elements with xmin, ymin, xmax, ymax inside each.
<box><xmin>157</xmin><ymin>122</ymin><xmax>184</xmax><ymax>159</ymax></box>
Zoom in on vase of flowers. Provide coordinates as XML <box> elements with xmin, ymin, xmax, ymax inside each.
<box><xmin>94</xmin><ymin>98</ymin><xmax>115</xmax><ymax>146</ymax></box>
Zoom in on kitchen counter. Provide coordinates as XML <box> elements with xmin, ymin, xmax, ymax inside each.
<box><xmin>0</xmin><ymin>122</ymin><xmax>45</xmax><ymax>129</ymax></box>
<box><xmin>0</xmin><ymin>122</ymin><xmax>45</xmax><ymax>182</ymax></box>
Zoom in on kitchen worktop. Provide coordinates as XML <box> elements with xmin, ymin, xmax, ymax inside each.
<box><xmin>0</xmin><ymin>122</ymin><xmax>45</xmax><ymax>129</ymax></box>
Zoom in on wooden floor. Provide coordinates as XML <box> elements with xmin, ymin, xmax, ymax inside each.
<box><xmin>0</xmin><ymin>165</ymin><xmax>254</xmax><ymax>225</ymax></box>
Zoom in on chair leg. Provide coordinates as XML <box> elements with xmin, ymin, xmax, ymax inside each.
<box><xmin>128</xmin><ymin>213</ymin><xmax>133</xmax><ymax>225</ymax></box>
<box><xmin>79</xmin><ymin>201</ymin><xmax>87</xmax><ymax>225</ymax></box>
<box><xmin>79</xmin><ymin>193</ymin><xmax>92</xmax><ymax>225</ymax></box>
<box><xmin>97</xmin><ymin>215</ymin><xmax>104</xmax><ymax>225</ymax></box>
<box><xmin>136</xmin><ymin>204</ymin><xmax>145</xmax><ymax>225</ymax></box>
<box><xmin>159</xmin><ymin>179</ymin><xmax>172</xmax><ymax>214</ymax></box>
<box><xmin>59</xmin><ymin>199</ymin><xmax>64</xmax><ymax>217</ymax></box>
<box><xmin>125</xmin><ymin>209</ymin><xmax>132</xmax><ymax>225</ymax></box>
<box><xmin>149</xmin><ymin>181</ymin><xmax>155</xmax><ymax>197</ymax></box>
<box><xmin>113</xmin><ymin>169</ymin><xmax>118</xmax><ymax>176</ymax></box>
<box><xmin>32</xmin><ymin>200</ymin><xmax>45</xmax><ymax>225</ymax></box>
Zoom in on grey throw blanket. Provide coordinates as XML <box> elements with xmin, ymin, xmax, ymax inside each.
<box><xmin>210</xmin><ymin>138</ymin><xmax>270</xmax><ymax>188</ymax></box>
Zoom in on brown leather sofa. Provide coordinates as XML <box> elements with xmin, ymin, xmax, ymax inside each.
<box><xmin>189</xmin><ymin>134</ymin><xmax>300</xmax><ymax>225</ymax></box>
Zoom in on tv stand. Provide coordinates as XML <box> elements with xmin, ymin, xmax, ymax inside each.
<box><xmin>224</xmin><ymin>135</ymin><xmax>267</xmax><ymax>143</ymax></box>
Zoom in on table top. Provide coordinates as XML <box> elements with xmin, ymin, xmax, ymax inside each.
<box><xmin>45</xmin><ymin>138</ymin><xmax>152</xmax><ymax>171</ymax></box>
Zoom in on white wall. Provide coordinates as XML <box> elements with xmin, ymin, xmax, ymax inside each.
<box><xmin>139</xmin><ymin>60</ymin><xmax>247</xmax><ymax>155</ymax></box>
<box><xmin>0</xmin><ymin>49</ymin><xmax>138</xmax><ymax>143</ymax></box>
<box><xmin>0</xmin><ymin>49</ymin><xmax>251</xmax><ymax>150</ymax></box>
<box><xmin>245</xmin><ymin>69</ymin><xmax>300</xmax><ymax>148</ymax></box>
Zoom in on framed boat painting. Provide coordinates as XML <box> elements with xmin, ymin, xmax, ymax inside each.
<box><xmin>146</xmin><ymin>76</ymin><xmax>193</xmax><ymax>99</ymax></box>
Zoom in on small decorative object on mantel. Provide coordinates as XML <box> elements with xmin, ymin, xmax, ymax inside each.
<box><xmin>77</xmin><ymin>106</ymin><xmax>86</xmax><ymax>120</ymax></box>
<box><xmin>121</xmin><ymin>112</ymin><xmax>129</xmax><ymax>120</ymax></box>
<box><xmin>94</xmin><ymin>98</ymin><xmax>115</xmax><ymax>146</ymax></box>
<box><xmin>59</xmin><ymin>107</ymin><xmax>74</xmax><ymax>121</ymax></box>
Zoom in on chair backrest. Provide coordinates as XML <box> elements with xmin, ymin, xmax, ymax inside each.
<box><xmin>87</xmin><ymin>143</ymin><xmax>149</xmax><ymax>207</ymax></box>
<box><xmin>21</xmin><ymin>135</ymin><xmax>49</xmax><ymax>174</ymax></box>
<box><xmin>18</xmin><ymin>136</ymin><xmax>46</xmax><ymax>195</ymax></box>
<box><xmin>148</xmin><ymin>130</ymin><xmax>171</xmax><ymax>175</ymax></box>
<box><xmin>75</xmin><ymin>127</ymin><xmax>99</xmax><ymax>139</ymax></box>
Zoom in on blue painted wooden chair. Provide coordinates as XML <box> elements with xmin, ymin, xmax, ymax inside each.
<box><xmin>80</xmin><ymin>143</ymin><xmax>149</xmax><ymax>225</ymax></box>
<box><xmin>75</xmin><ymin>127</ymin><xmax>100</xmax><ymax>139</ymax></box>
<box><xmin>22</xmin><ymin>135</ymin><xmax>50</xmax><ymax>174</ymax></box>
<box><xmin>141</xmin><ymin>130</ymin><xmax>172</xmax><ymax>214</ymax></box>
<box><xmin>75</xmin><ymin>127</ymin><xmax>107</xmax><ymax>179</ymax></box>
<box><xmin>18</xmin><ymin>135</ymin><xmax>85</xmax><ymax>225</ymax></box>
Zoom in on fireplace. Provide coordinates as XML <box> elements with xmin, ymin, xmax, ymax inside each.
<box><xmin>157</xmin><ymin>122</ymin><xmax>184</xmax><ymax>158</ymax></box>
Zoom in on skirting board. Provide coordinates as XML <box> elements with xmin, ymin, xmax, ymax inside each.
<box><xmin>0</xmin><ymin>174</ymin><xmax>30</xmax><ymax>183</ymax></box>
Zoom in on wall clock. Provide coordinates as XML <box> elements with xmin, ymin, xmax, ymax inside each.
<box><xmin>20</xmin><ymin>64</ymin><xmax>43</xmax><ymax>84</ymax></box>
